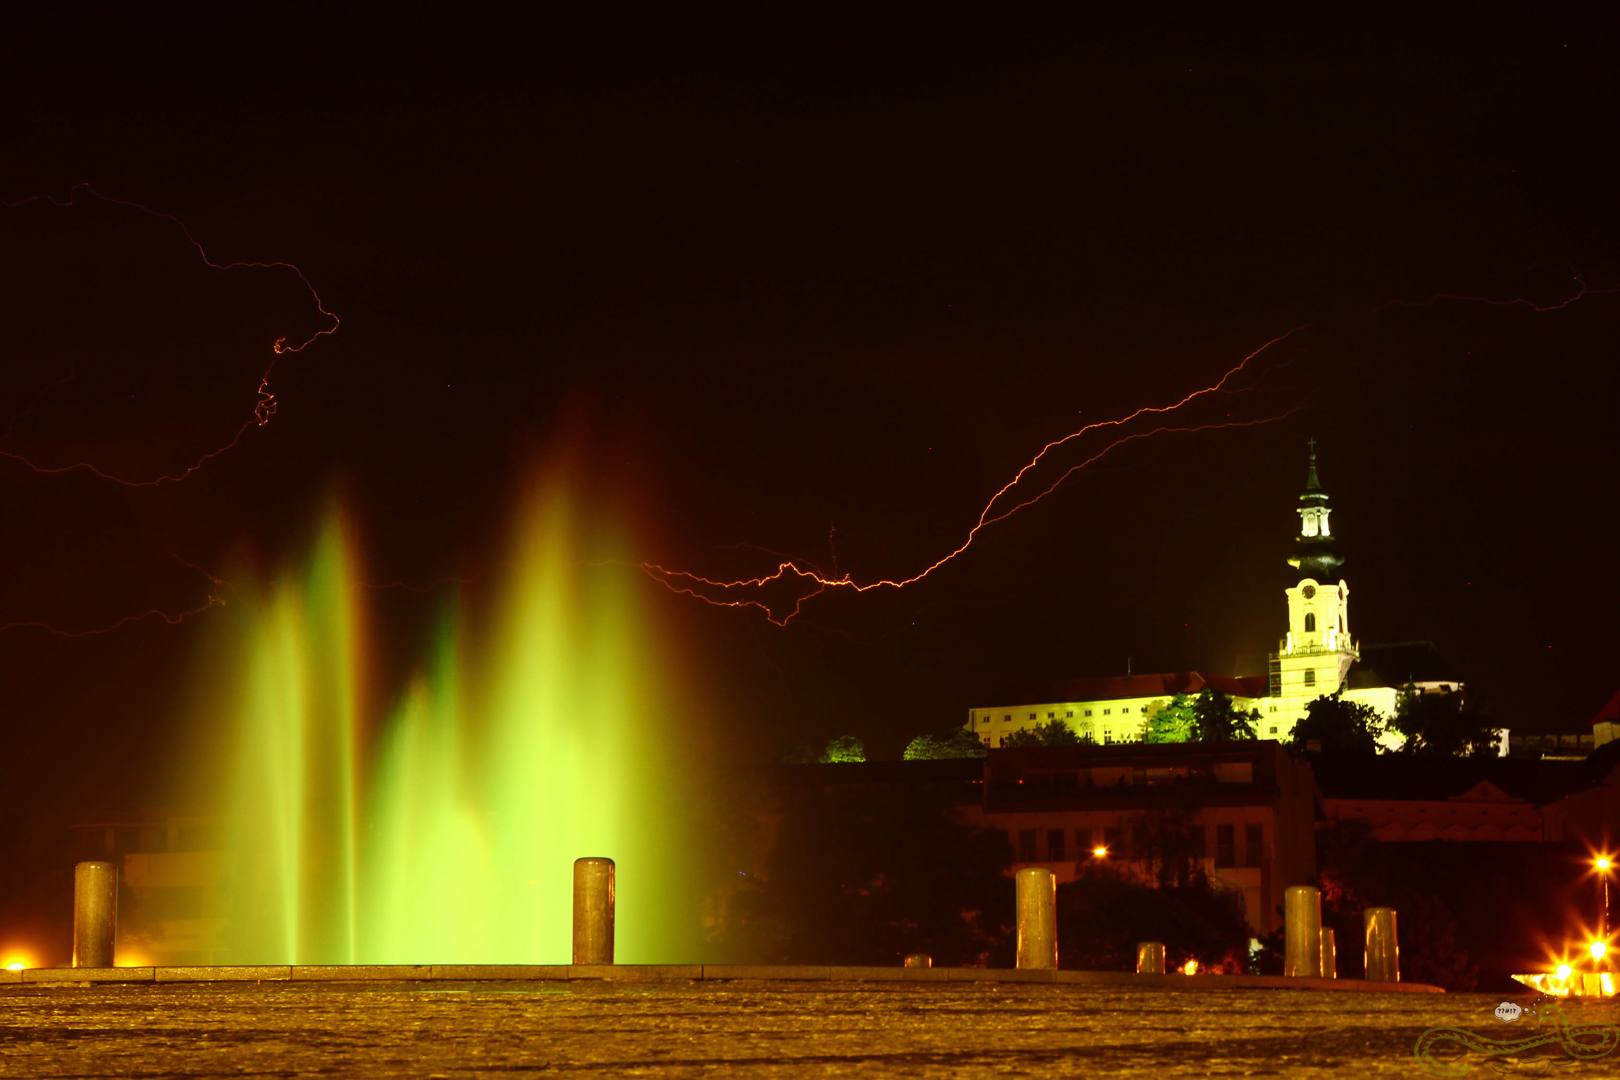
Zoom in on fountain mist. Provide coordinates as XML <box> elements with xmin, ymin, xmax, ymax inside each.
<box><xmin>185</xmin><ymin>469</ymin><xmax>693</xmax><ymax>964</ymax></box>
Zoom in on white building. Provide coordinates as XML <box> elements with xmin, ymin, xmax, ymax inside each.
<box><xmin>967</xmin><ymin>444</ymin><xmax>1460</xmax><ymax>751</ymax></box>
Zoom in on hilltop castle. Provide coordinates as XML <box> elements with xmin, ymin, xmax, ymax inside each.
<box><xmin>967</xmin><ymin>444</ymin><xmax>1454</xmax><ymax>748</ymax></box>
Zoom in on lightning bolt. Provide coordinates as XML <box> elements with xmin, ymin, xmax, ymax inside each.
<box><xmin>0</xmin><ymin>182</ymin><xmax>338</xmax><ymax>486</ymax></box>
<box><xmin>639</xmin><ymin>328</ymin><xmax>1307</xmax><ymax>625</ymax></box>
<box><xmin>1374</xmin><ymin>278</ymin><xmax>1620</xmax><ymax>314</ymax></box>
<box><xmin>0</xmin><ymin>552</ymin><xmax>230</xmax><ymax>638</ymax></box>
<box><xmin>0</xmin><ymin>184</ymin><xmax>336</xmax><ymax>638</ymax></box>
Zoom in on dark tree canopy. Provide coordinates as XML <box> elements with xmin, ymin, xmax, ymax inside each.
<box><xmin>1391</xmin><ymin>689</ymin><xmax>1500</xmax><ymax>757</ymax></box>
<box><xmin>1287</xmin><ymin>691</ymin><xmax>1385</xmax><ymax>753</ymax></box>
<box><xmin>1002</xmin><ymin>719</ymin><xmax>1089</xmax><ymax>748</ymax></box>
<box><xmin>1056</xmin><ymin>811</ymin><xmax>1250</xmax><ymax>973</ymax></box>
<box><xmin>1190</xmin><ymin>690</ymin><xmax>1258</xmax><ymax>742</ymax></box>
<box><xmin>903</xmin><ymin>728</ymin><xmax>989</xmax><ymax>760</ymax></box>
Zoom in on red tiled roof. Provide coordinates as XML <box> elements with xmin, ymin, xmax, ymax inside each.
<box><xmin>1592</xmin><ymin>690</ymin><xmax>1620</xmax><ymax>726</ymax></box>
<box><xmin>972</xmin><ymin>672</ymin><xmax>1268</xmax><ymax>708</ymax></box>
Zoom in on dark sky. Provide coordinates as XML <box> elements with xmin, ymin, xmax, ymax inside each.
<box><xmin>2</xmin><ymin>5</ymin><xmax>1618</xmax><ymax>826</ymax></box>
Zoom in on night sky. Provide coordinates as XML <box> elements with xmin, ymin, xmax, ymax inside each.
<box><xmin>3</xmin><ymin>6</ymin><xmax>1618</xmax><ymax>833</ymax></box>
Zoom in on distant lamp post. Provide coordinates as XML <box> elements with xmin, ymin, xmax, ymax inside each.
<box><xmin>1597</xmin><ymin>855</ymin><xmax>1614</xmax><ymax>955</ymax></box>
<box><xmin>1592</xmin><ymin>941</ymin><xmax>1608</xmax><ymax>962</ymax></box>
<box><xmin>1092</xmin><ymin>846</ymin><xmax>1108</xmax><ymax>859</ymax></box>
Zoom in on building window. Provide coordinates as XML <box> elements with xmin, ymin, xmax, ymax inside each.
<box><xmin>1305</xmin><ymin>612</ymin><xmax>1316</xmax><ymax>632</ymax></box>
<box><xmin>1004</xmin><ymin>715</ymin><xmax>1011</xmax><ymax>722</ymax></box>
<box><xmin>1085</xmin><ymin>710</ymin><xmax>1093</xmax><ymax>716</ymax></box>
<box><xmin>1303</xmin><ymin>670</ymin><xmax>1316</xmax><ymax>687</ymax></box>
<box><xmin>1077</xmin><ymin>827</ymin><xmax>1093</xmax><ymax>853</ymax></box>
<box><xmin>1243</xmin><ymin>823</ymin><xmax>1264</xmax><ymax>867</ymax></box>
<box><xmin>1103</xmin><ymin>826</ymin><xmax>1122</xmax><ymax>853</ymax></box>
<box><xmin>1269</xmin><ymin>706</ymin><xmax>1278</xmax><ymax>713</ymax></box>
<box><xmin>981</xmin><ymin>715</ymin><xmax>989</xmax><ymax>724</ymax></box>
<box><xmin>1215</xmin><ymin>823</ymin><xmax>1236</xmax><ymax>867</ymax></box>
<box><xmin>1268</xmin><ymin>726</ymin><xmax>1277</xmax><ymax>735</ymax></box>
<box><xmin>1048</xmin><ymin>829</ymin><xmax>1066</xmax><ymax>861</ymax></box>
<box><xmin>1104</xmin><ymin>709</ymin><xmax>1111</xmax><ymax>715</ymax></box>
<box><xmin>1047</xmin><ymin>712</ymin><xmax>1055</xmax><ymax>719</ymax></box>
<box><xmin>1029</xmin><ymin>713</ymin><xmax>1037</xmax><ymax>720</ymax></box>
<box><xmin>1019</xmin><ymin>829</ymin><xmax>1037</xmax><ymax>862</ymax></box>
<box><xmin>1066</xmin><ymin>711</ymin><xmax>1074</xmax><ymax>718</ymax></box>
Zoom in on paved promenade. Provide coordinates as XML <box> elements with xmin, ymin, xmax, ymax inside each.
<box><xmin>4</xmin><ymin>978</ymin><xmax>1617</xmax><ymax>1078</ymax></box>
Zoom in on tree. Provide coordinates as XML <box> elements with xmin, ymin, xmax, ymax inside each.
<box><xmin>780</xmin><ymin>744</ymin><xmax>818</xmax><ymax>765</ymax></box>
<box><xmin>1287</xmin><ymin>691</ymin><xmax>1385</xmax><ymax>753</ymax></box>
<box><xmin>1001</xmin><ymin>719</ymin><xmax>1088</xmax><ymax>748</ymax></box>
<box><xmin>819</xmin><ymin>735</ymin><xmax>866</xmax><ymax>763</ymax></box>
<box><xmin>1056</xmin><ymin>818</ymin><xmax>1251</xmax><ymax>973</ymax></box>
<box><xmin>1144</xmin><ymin>694</ymin><xmax>1196</xmax><ymax>743</ymax></box>
<box><xmin>1391</xmin><ymin>688</ymin><xmax>1500</xmax><ymax>757</ymax></box>
<box><xmin>1190</xmin><ymin>690</ymin><xmax>1257</xmax><ymax>742</ymax></box>
<box><xmin>903</xmin><ymin>729</ymin><xmax>989</xmax><ymax>760</ymax></box>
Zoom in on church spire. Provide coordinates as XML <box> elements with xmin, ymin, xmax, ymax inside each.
<box><xmin>1288</xmin><ymin>439</ymin><xmax>1344</xmax><ymax>582</ymax></box>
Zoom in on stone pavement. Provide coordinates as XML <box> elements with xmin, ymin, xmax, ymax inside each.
<box><xmin>3</xmin><ymin>979</ymin><xmax>1619</xmax><ymax>1078</ymax></box>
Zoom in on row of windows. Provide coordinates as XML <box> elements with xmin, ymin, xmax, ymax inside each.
<box><xmin>980</xmin><ymin>705</ymin><xmax>1144</xmax><ymax>724</ymax></box>
<box><xmin>1014</xmin><ymin>823</ymin><xmax>1267</xmax><ymax>867</ymax></box>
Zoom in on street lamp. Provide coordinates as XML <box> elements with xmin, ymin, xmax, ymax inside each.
<box><xmin>1596</xmin><ymin>855</ymin><xmax>1614</xmax><ymax>947</ymax></box>
<box><xmin>1092</xmin><ymin>846</ymin><xmax>1108</xmax><ymax>859</ymax></box>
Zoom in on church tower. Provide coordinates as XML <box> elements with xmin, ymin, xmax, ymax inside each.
<box><xmin>1269</xmin><ymin>441</ymin><xmax>1358</xmax><ymax>704</ymax></box>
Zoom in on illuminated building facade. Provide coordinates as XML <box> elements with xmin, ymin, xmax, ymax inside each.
<box><xmin>968</xmin><ymin>672</ymin><xmax>1267</xmax><ymax>748</ymax></box>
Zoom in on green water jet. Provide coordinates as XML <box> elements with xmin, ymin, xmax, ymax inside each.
<box><xmin>196</xmin><ymin>478</ymin><xmax>689</xmax><ymax>964</ymax></box>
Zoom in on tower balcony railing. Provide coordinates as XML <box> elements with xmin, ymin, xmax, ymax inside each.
<box><xmin>1270</xmin><ymin>639</ymin><xmax>1359</xmax><ymax>660</ymax></box>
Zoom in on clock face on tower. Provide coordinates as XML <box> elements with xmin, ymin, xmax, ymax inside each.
<box><xmin>1302</xmin><ymin>585</ymin><xmax>1317</xmax><ymax>599</ymax></box>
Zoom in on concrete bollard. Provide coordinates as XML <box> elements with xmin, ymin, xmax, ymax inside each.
<box><xmin>572</xmin><ymin>857</ymin><xmax>615</xmax><ymax>965</ymax></box>
<box><xmin>1014</xmin><ymin>866</ymin><xmax>1057</xmax><ymax>969</ymax></box>
<box><xmin>903</xmin><ymin>953</ymin><xmax>932</xmax><ymax>969</ymax></box>
<box><xmin>1364</xmin><ymin>907</ymin><xmax>1399</xmax><ymax>983</ymax></box>
<box><xmin>1135</xmin><ymin>941</ymin><xmax>1165</xmax><ymax>975</ymax></box>
<box><xmin>72</xmin><ymin>861</ymin><xmax>118</xmax><ymax>968</ymax></box>
<box><xmin>1284</xmin><ymin>885</ymin><xmax>1322</xmax><ymax>978</ymax></box>
<box><xmin>1320</xmin><ymin>927</ymin><xmax>1337</xmax><ymax>979</ymax></box>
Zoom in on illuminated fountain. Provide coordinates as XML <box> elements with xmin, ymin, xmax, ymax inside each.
<box><xmin>174</xmin><ymin>469</ymin><xmax>694</xmax><ymax>965</ymax></box>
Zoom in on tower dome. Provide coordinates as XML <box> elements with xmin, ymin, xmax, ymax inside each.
<box><xmin>1287</xmin><ymin>439</ymin><xmax>1344</xmax><ymax>583</ymax></box>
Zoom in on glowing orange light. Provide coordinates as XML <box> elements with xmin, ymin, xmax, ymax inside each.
<box><xmin>1092</xmin><ymin>846</ymin><xmax>1108</xmax><ymax>858</ymax></box>
<box><xmin>1558</xmin><ymin>964</ymin><xmax>1574</xmax><ymax>980</ymax></box>
<box><xmin>1</xmin><ymin>950</ymin><xmax>35</xmax><ymax>971</ymax></box>
<box><xmin>1182</xmin><ymin>959</ymin><xmax>1198</xmax><ymax>975</ymax></box>
<box><xmin>1591</xmin><ymin>941</ymin><xmax>1607</xmax><ymax>961</ymax></box>
<box><xmin>639</xmin><ymin>329</ymin><xmax>1309</xmax><ymax>625</ymax></box>
<box><xmin>1598</xmin><ymin>857</ymin><xmax>1612</xmax><ymax>872</ymax></box>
